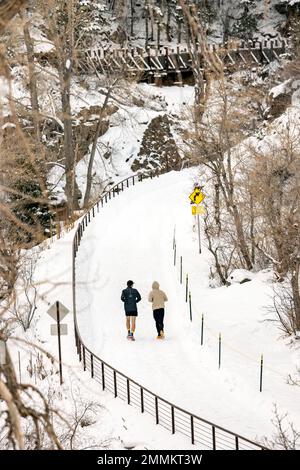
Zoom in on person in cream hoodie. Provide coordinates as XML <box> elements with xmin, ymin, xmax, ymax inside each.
<box><xmin>148</xmin><ymin>281</ymin><xmax>168</xmax><ymax>339</ymax></box>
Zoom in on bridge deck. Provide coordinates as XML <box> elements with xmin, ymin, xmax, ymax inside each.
<box><xmin>79</xmin><ymin>39</ymin><xmax>288</xmax><ymax>80</ymax></box>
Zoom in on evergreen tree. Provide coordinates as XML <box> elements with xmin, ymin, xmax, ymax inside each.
<box><xmin>8</xmin><ymin>158</ymin><xmax>54</xmax><ymax>246</ymax></box>
<box><xmin>231</xmin><ymin>0</ymin><xmax>260</xmax><ymax>40</ymax></box>
<box><xmin>76</xmin><ymin>0</ymin><xmax>110</xmax><ymax>48</ymax></box>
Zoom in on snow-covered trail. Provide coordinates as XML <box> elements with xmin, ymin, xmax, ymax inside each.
<box><xmin>76</xmin><ymin>171</ymin><xmax>204</xmax><ymax>401</ymax></box>
<box><xmin>76</xmin><ymin>168</ymin><xmax>295</xmax><ymax>443</ymax></box>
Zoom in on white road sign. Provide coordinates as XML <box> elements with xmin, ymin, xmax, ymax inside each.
<box><xmin>51</xmin><ymin>324</ymin><xmax>68</xmax><ymax>336</ymax></box>
<box><xmin>47</xmin><ymin>301</ymin><xmax>69</xmax><ymax>321</ymax></box>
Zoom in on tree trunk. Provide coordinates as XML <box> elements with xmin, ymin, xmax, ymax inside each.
<box><xmin>130</xmin><ymin>0</ymin><xmax>134</xmax><ymax>36</ymax></box>
<box><xmin>232</xmin><ymin>204</ymin><xmax>253</xmax><ymax>270</ymax></box>
<box><xmin>177</xmin><ymin>21</ymin><xmax>182</xmax><ymax>44</ymax></box>
<box><xmin>22</xmin><ymin>18</ymin><xmax>40</xmax><ymax>142</ymax></box>
<box><xmin>157</xmin><ymin>22</ymin><xmax>160</xmax><ymax>48</ymax></box>
<box><xmin>145</xmin><ymin>8</ymin><xmax>149</xmax><ymax>48</ymax></box>
<box><xmin>249</xmin><ymin>192</ymin><xmax>255</xmax><ymax>265</ymax></box>
<box><xmin>166</xmin><ymin>5</ymin><xmax>171</xmax><ymax>42</ymax></box>
<box><xmin>83</xmin><ymin>87</ymin><xmax>114</xmax><ymax>208</ymax></box>
<box><xmin>204</xmin><ymin>220</ymin><xmax>227</xmax><ymax>285</ymax></box>
<box><xmin>149</xmin><ymin>6</ymin><xmax>154</xmax><ymax>41</ymax></box>
<box><xmin>193</xmin><ymin>68</ymin><xmax>205</xmax><ymax>122</ymax></box>
<box><xmin>218</xmin><ymin>170</ymin><xmax>253</xmax><ymax>270</ymax></box>
<box><xmin>60</xmin><ymin>60</ymin><xmax>78</xmax><ymax>214</ymax></box>
<box><xmin>222</xmin><ymin>10</ymin><xmax>230</xmax><ymax>43</ymax></box>
<box><xmin>291</xmin><ymin>260</ymin><xmax>300</xmax><ymax>331</ymax></box>
<box><xmin>214</xmin><ymin>182</ymin><xmax>221</xmax><ymax>237</ymax></box>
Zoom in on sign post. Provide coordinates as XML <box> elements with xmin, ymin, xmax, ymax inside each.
<box><xmin>196</xmin><ymin>213</ymin><xmax>200</xmax><ymax>253</ymax></box>
<box><xmin>189</xmin><ymin>187</ymin><xmax>206</xmax><ymax>255</ymax></box>
<box><xmin>56</xmin><ymin>301</ymin><xmax>63</xmax><ymax>385</ymax></box>
<box><xmin>47</xmin><ymin>301</ymin><xmax>69</xmax><ymax>385</ymax></box>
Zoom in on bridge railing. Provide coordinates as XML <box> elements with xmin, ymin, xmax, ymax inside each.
<box><xmin>72</xmin><ymin>170</ymin><xmax>267</xmax><ymax>450</ymax></box>
<box><xmin>83</xmin><ymin>39</ymin><xmax>288</xmax><ymax>62</ymax></box>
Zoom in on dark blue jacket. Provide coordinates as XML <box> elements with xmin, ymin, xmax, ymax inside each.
<box><xmin>121</xmin><ymin>287</ymin><xmax>141</xmax><ymax>313</ymax></box>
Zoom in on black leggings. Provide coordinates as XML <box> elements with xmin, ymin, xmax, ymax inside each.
<box><xmin>153</xmin><ymin>308</ymin><xmax>164</xmax><ymax>335</ymax></box>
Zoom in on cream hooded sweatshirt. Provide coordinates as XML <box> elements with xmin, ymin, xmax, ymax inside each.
<box><xmin>148</xmin><ymin>281</ymin><xmax>168</xmax><ymax>310</ymax></box>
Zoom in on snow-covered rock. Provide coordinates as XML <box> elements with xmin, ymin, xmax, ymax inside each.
<box><xmin>226</xmin><ymin>269</ymin><xmax>255</xmax><ymax>285</ymax></box>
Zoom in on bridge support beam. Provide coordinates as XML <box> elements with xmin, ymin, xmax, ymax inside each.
<box><xmin>154</xmin><ymin>74</ymin><xmax>162</xmax><ymax>87</ymax></box>
<box><xmin>176</xmin><ymin>70</ymin><xmax>183</xmax><ymax>87</ymax></box>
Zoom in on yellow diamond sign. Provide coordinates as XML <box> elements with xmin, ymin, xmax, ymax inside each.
<box><xmin>189</xmin><ymin>189</ymin><xmax>205</xmax><ymax>205</ymax></box>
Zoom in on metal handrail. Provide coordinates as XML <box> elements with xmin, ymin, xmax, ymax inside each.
<box><xmin>72</xmin><ymin>170</ymin><xmax>267</xmax><ymax>450</ymax></box>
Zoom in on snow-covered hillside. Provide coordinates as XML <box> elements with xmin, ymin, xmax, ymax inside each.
<box><xmin>2</xmin><ymin>0</ymin><xmax>300</xmax><ymax>453</ymax></box>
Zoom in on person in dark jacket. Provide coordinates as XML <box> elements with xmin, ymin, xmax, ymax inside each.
<box><xmin>121</xmin><ymin>280</ymin><xmax>141</xmax><ymax>340</ymax></box>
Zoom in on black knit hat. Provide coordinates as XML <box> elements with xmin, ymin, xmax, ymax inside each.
<box><xmin>127</xmin><ymin>280</ymin><xmax>134</xmax><ymax>287</ymax></box>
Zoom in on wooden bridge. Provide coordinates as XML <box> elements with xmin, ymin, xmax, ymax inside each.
<box><xmin>79</xmin><ymin>39</ymin><xmax>288</xmax><ymax>84</ymax></box>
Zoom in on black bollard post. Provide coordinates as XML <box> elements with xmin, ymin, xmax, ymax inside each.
<box><xmin>180</xmin><ymin>256</ymin><xmax>183</xmax><ymax>284</ymax></box>
<box><xmin>218</xmin><ymin>333</ymin><xmax>222</xmax><ymax>369</ymax></box>
<box><xmin>185</xmin><ymin>274</ymin><xmax>188</xmax><ymax>302</ymax></box>
<box><xmin>260</xmin><ymin>354</ymin><xmax>264</xmax><ymax>392</ymax></box>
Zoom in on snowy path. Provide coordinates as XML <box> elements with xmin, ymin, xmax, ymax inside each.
<box><xmin>76</xmin><ymin>169</ymin><xmax>300</xmax><ymax>443</ymax></box>
<box><xmin>29</xmin><ymin>228</ymin><xmax>200</xmax><ymax>450</ymax></box>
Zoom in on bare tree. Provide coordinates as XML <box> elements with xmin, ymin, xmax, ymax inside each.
<box><xmin>262</xmin><ymin>404</ymin><xmax>300</xmax><ymax>450</ymax></box>
<box><xmin>249</xmin><ymin>118</ymin><xmax>300</xmax><ymax>332</ymax></box>
<box><xmin>81</xmin><ymin>51</ymin><xmax>140</xmax><ymax>207</ymax></box>
<box><xmin>0</xmin><ymin>7</ymin><xmax>66</xmax><ymax>448</ymax></box>
<box><xmin>0</xmin><ymin>345</ymin><xmax>64</xmax><ymax>449</ymax></box>
<box><xmin>184</xmin><ymin>78</ymin><xmax>263</xmax><ymax>277</ymax></box>
<box><xmin>0</xmin><ymin>231</ymin><xmax>19</xmax><ymax>301</ymax></box>
<box><xmin>0</xmin><ymin>0</ymin><xmax>28</xmax><ymax>34</ymax></box>
<box><xmin>59</xmin><ymin>384</ymin><xmax>103</xmax><ymax>450</ymax></box>
<box><xmin>10</xmin><ymin>254</ymin><xmax>38</xmax><ymax>331</ymax></box>
<box><xmin>271</xmin><ymin>283</ymin><xmax>300</xmax><ymax>336</ymax></box>
<box><xmin>19</xmin><ymin>11</ymin><xmax>41</xmax><ymax>143</ymax></box>
<box><xmin>179</xmin><ymin>1</ymin><xmax>223</xmax><ymax>120</ymax></box>
<box><xmin>34</xmin><ymin>0</ymin><xmax>85</xmax><ymax>215</ymax></box>
<box><xmin>83</xmin><ymin>75</ymin><xmax>119</xmax><ymax>207</ymax></box>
